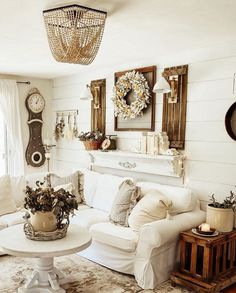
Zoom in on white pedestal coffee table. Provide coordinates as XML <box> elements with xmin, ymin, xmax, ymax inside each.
<box><xmin>0</xmin><ymin>224</ymin><xmax>92</xmax><ymax>293</ymax></box>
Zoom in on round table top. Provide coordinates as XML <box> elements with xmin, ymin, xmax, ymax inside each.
<box><xmin>0</xmin><ymin>224</ymin><xmax>92</xmax><ymax>258</ymax></box>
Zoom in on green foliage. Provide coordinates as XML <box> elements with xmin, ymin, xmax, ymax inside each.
<box><xmin>209</xmin><ymin>190</ymin><xmax>236</xmax><ymax>210</ymax></box>
<box><xmin>24</xmin><ymin>185</ymin><xmax>78</xmax><ymax>228</ymax></box>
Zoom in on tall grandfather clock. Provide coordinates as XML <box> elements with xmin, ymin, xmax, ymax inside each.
<box><xmin>25</xmin><ymin>88</ymin><xmax>45</xmax><ymax>167</ymax></box>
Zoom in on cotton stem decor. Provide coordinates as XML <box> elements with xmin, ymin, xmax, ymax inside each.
<box><xmin>43</xmin><ymin>4</ymin><xmax>107</xmax><ymax>64</ymax></box>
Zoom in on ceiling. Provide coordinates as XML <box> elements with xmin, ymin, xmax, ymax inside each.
<box><xmin>1</xmin><ymin>0</ymin><xmax>236</xmax><ymax>79</ymax></box>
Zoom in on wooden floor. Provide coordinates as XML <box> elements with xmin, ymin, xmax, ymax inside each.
<box><xmin>222</xmin><ymin>283</ymin><xmax>236</xmax><ymax>292</ymax></box>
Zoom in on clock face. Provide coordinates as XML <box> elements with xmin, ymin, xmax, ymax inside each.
<box><xmin>101</xmin><ymin>138</ymin><xmax>111</xmax><ymax>150</ymax></box>
<box><xmin>28</xmin><ymin>94</ymin><xmax>45</xmax><ymax>113</ymax></box>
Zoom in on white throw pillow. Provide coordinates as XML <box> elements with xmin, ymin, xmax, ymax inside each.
<box><xmin>137</xmin><ymin>181</ymin><xmax>197</xmax><ymax>214</ymax></box>
<box><xmin>0</xmin><ymin>175</ymin><xmax>17</xmax><ymax>216</ymax></box>
<box><xmin>92</xmin><ymin>174</ymin><xmax>133</xmax><ymax>213</ymax></box>
<box><xmin>54</xmin><ymin>182</ymin><xmax>74</xmax><ymax>194</ymax></box>
<box><xmin>128</xmin><ymin>189</ymin><xmax>172</xmax><ymax>231</ymax></box>
<box><xmin>50</xmin><ymin>171</ymin><xmax>81</xmax><ymax>201</ymax></box>
<box><xmin>109</xmin><ymin>180</ymin><xmax>141</xmax><ymax>227</ymax></box>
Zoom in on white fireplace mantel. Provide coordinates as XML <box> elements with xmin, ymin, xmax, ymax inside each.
<box><xmin>88</xmin><ymin>150</ymin><xmax>185</xmax><ymax>177</ymax></box>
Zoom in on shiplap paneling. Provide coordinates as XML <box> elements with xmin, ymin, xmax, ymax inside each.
<box><xmin>185</xmin><ymin>161</ymin><xmax>236</xmax><ymax>186</ymax></box>
<box><xmin>52</xmin><ymin>55</ymin><xmax>236</xmax><ymax>203</ymax></box>
<box><xmin>185</xmin><ymin>121</ymin><xmax>232</xmax><ymax>142</ymax></box>
<box><xmin>185</xmin><ymin>141</ymin><xmax>236</xmax><ymax>164</ymax></box>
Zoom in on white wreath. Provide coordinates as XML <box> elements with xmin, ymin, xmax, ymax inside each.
<box><xmin>112</xmin><ymin>70</ymin><xmax>151</xmax><ymax>119</ymax></box>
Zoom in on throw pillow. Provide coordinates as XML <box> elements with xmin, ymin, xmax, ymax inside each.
<box><xmin>50</xmin><ymin>171</ymin><xmax>82</xmax><ymax>203</ymax></box>
<box><xmin>137</xmin><ymin>181</ymin><xmax>197</xmax><ymax>214</ymax></box>
<box><xmin>128</xmin><ymin>189</ymin><xmax>172</xmax><ymax>232</ymax></box>
<box><xmin>0</xmin><ymin>175</ymin><xmax>17</xmax><ymax>216</ymax></box>
<box><xmin>109</xmin><ymin>180</ymin><xmax>141</xmax><ymax>227</ymax></box>
<box><xmin>54</xmin><ymin>182</ymin><xmax>74</xmax><ymax>194</ymax></box>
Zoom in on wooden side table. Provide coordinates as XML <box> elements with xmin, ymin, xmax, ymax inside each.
<box><xmin>171</xmin><ymin>229</ymin><xmax>236</xmax><ymax>293</ymax></box>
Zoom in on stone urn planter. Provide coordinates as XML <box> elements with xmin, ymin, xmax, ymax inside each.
<box><xmin>206</xmin><ymin>205</ymin><xmax>234</xmax><ymax>232</ymax></box>
<box><xmin>30</xmin><ymin>211</ymin><xmax>57</xmax><ymax>232</ymax></box>
<box><xmin>206</xmin><ymin>192</ymin><xmax>236</xmax><ymax>232</ymax></box>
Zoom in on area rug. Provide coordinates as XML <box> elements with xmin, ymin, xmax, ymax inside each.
<box><xmin>0</xmin><ymin>254</ymin><xmax>191</xmax><ymax>293</ymax></box>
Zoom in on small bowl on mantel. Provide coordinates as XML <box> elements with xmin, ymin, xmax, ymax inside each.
<box><xmin>196</xmin><ymin>226</ymin><xmax>216</xmax><ymax>236</ymax></box>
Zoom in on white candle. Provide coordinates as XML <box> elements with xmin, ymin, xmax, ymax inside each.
<box><xmin>200</xmin><ymin>223</ymin><xmax>211</xmax><ymax>232</ymax></box>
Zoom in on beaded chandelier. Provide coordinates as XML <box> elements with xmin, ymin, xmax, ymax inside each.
<box><xmin>43</xmin><ymin>4</ymin><xmax>107</xmax><ymax>65</ymax></box>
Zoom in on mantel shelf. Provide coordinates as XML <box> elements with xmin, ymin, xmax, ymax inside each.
<box><xmin>88</xmin><ymin>150</ymin><xmax>185</xmax><ymax>178</ymax></box>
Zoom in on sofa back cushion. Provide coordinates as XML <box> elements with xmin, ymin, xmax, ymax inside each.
<box><xmin>82</xmin><ymin>170</ymin><xmax>101</xmax><ymax>206</ymax></box>
<box><xmin>137</xmin><ymin>181</ymin><xmax>197</xmax><ymax>214</ymax></box>
<box><xmin>128</xmin><ymin>189</ymin><xmax>172</xmax><ymax>231</ymax></box>
<box><xmin>109</xmin><ymin>180</ymin><xmax>141</xmax><ymax>227</ymax></box>
<box><xmin>92</xmin><ymin>174</ymin><xmax>133</xmax><ymax>213</ymax></box>
<box><xmin>0</xmin><ymin>175</ymin><xmax>17</xmax><ymax>216</ymax></box>
<box><xmin>10</xmin><ymin>176</ymin><xmax>27</xmax><ymax>208</ymax></box>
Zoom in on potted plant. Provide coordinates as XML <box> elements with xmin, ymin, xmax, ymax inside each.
<box><xmin>78</xmin><ymin>130</ymin><xmax>104</xmax><ymax>150</ymax></box>
<box><xmin>24</xmin><ymin>183</ymin><xmax>78</xmax><ymax>232</ymax></box>
<box><xmin>206</xmin><ymin>190</ymin><xmax>236</xmax><ymax>232</ymax></box>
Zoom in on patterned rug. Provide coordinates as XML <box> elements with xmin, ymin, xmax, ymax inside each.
<box><xmin>0</xmin><ymin>254</ymin><xmax>191</xmax><ymax>293</ymax></box>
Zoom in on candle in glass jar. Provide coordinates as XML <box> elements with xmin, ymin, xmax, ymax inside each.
<box><xmin>200</xmin><ymin>223</ymin><xmax>210</xmax><ymax>232</ymax></box>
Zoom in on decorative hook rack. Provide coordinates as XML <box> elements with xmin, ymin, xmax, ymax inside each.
<box><xmin>55</xmin><ymin>110</ymin><xmax>79</xmax><ymax>116</ymax></box>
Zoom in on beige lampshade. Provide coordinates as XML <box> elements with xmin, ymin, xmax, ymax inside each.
<box><xmin>80</xmin><ymin>85</ymin><xmax>93</xmax><ymax>100</ymax></box>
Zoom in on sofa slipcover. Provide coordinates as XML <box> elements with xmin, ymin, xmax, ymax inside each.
<box><xmin>90</xmin><ymin>222</ymin><xmax>138</xmax><ymax>252</ymax></box>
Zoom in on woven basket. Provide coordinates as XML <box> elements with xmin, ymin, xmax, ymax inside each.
<box><xmin>83</xmin><ymin>140</ymin><xmax>102</xmax><ymax>150</ymax></box>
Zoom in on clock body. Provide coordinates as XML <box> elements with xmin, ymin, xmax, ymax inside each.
<box><xmin>25</xmin><ymin>88</ymin><xmax>45</xmax><ymax>167</ymax></box>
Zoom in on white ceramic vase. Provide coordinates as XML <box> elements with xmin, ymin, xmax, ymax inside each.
<box><xmin>30</xmin><ymin>211</ymin><xmax>57</xmax><ymax>232</ymax></box>
<box><xmin>206</xmin><ymin>205</ymin><xmax>234</xmax><ymax>232</ymax></box>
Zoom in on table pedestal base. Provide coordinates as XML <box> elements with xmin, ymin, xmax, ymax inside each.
<box><xmin>18</xmin><ymin>257</ymin><xmax>66</xmax><ymax>293</ymax></box>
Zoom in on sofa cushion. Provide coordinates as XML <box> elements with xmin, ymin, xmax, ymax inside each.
<box><xmin>92</xmin><ymin>174</ymin><xmax>132</xmax><ymax>213</ymax></box>
<box><xmin>109</xmin><ymin>180</ymin><xmax>141</xmax><ymax>227</ymax></box>
<box><xmin>128</xmin><ymin>189</ymin><xmax>172</xmax><ymax>231</ymax></box>
<box><xmin>70</xmin><ymin>207</ymin><xmax>109</xmax><ymax>229</ymax></box>
<box><xmin>90</xmin><ymin>222</ymin><xmax>138</xmax><ymax>252</ymax></box>
<box><xmin>0</xmin><ymin>220</ymin><xmax>7</xmax><ymax>231</ymax></box>
<box><xmin>0</xmin><ymin>175</ymin><xmax>17</xmax><ymax>216</ymax></box>
<box><xmin>10</xmin><ymin>176</ymin><xmax>27</xmax><ymax>208</ymax></box>
<box><xmin>137</xmin><ymin>181</ymin><xmax>197</xmax><ymax>214</ymax></box>
<box><xmin>82</xmin><ymin>170</ymin><xmax>101</xmax><ymax>206</ymax></box>
<box><xmin>0</xmin><ymin>210</ymin><xmax>25</xmax><ymax>226</ymax></box>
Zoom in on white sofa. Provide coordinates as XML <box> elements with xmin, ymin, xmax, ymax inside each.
<box><xmin>0</xmin><ymin>170</ymin><xmax>205</xmax><ymax>289</ymax></box>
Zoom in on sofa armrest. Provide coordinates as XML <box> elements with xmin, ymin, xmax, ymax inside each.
<box><xmin>136</xmin><ymin>208</ymin><xmax>206</xmax><ymax>253</ymax></box>
<box><xmin>134</xmin><ymin>208</ymin><xmax>205</xmax><ymax>289</ymax></box>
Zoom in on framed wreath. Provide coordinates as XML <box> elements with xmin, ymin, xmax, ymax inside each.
<box><xmin>112</xmin><ymin>70</ymin><xmax>151</xmax><ymax>120</ymax></box>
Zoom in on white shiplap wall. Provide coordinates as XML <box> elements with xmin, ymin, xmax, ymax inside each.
<box><xmin>52</xmin><ymin>55</ymin><xmax>236</xmax><ymax>204</ymax></box>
